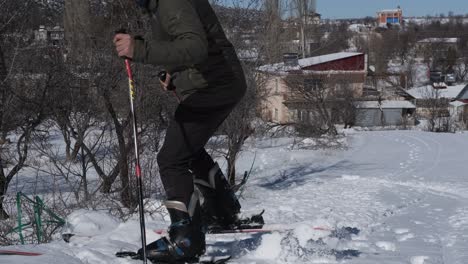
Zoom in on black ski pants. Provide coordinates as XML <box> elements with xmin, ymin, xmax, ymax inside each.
<box><xmin>157</xmin><ymin>87</ymin><xmax>244</xmax><ymax>206</ymax></box>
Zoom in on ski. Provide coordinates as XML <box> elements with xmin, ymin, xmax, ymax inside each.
<box><xmin>152</xmin><ymin>210</ymin><xmax>266</xmax><ymax>236</ymax></box>
<box><xmin>0</xmin><ymin>250</ymin><xmax>43</xmax><ymax>256</ymax></box>
<box><xmin>115</xmin><ymin>251</ymin><xmax>231</xmax><ymax>264</ymax></box>
<box><xmin>155</xmin><ymin>225</ymin><xmax>360</xmax><ymax>238</ymax></box>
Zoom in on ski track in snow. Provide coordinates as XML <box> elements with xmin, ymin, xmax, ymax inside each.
<box><xmin>239</xmin><ymin>131</ymin><xmax>468</xmax><ymax>263</ymax></box>
<box><xmin>2</xmin><ymin>130</ymin><xmax>468</xmax><ymax>263</ymax></box>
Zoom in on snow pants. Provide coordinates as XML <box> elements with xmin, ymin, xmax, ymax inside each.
<box><xmin>157</xmin><ymin>85</ymin><xmax>244</xmax><ymax>206</ymax></box>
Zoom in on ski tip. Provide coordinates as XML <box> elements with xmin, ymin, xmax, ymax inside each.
<box><xmin>0</xmin><ymin>250</ymin><xmax>43</xmax><ymax>256</ymax></box>
<box><xmin>200</xmin><ymin>256</ymin><xmax>232</xmax><ymax>264</ymax></box>
<box><xmin>115</xmin><ymin>251</ymin><xmax>139</xmax><ymax>258</ymax></box>
<box><xmin>215</xmin><ymin>256</ymin><xmax>232</xmax><ymax>263</ymax></box>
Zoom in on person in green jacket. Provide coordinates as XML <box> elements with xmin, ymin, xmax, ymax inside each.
<box><xmin>114</xmin><ymin>0</ymin><xmax>247</xmax><ymax>262</ymax></box>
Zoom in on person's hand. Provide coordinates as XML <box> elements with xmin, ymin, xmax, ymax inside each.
<box><xmin>113</xmin><ymin>34</ymin><xmax>134</xmax><ymax>59</ymax></box>
<box><xmin>159</xmin><ymin>72</ymin><xmax>172</xmax><ymax>91</ymax></box>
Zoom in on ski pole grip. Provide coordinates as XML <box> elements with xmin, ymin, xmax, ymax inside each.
<box><xmin>115</xmin><ymin>28</ymin><xmax>131</xmax><ymax>60</ymax></box>
<box><xmin>158</xmin><ymin>71</ymin><xmax>176</xmax><ymax>91</ymax></box>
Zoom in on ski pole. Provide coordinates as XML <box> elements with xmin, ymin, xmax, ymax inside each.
<box><xmin>125</xmin><ymin>59</ymin><xmax>148</xmax><ymax>264</ymax></box>
<box><xmin>118</xmin><ymin>34</ymin><xmax>148</xmax><ymax>263</ymax></box>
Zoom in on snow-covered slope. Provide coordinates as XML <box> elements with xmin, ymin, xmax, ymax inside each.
<box><xmin>2</xmin><ymin>130</ymin><xmax>468</xmax><ymax>264</ymax></box>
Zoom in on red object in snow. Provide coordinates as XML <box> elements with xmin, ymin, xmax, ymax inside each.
<box><xmin>0</xmin><ymin>250</ymin><xmax>43</xmax><ymax>256</ymax></box>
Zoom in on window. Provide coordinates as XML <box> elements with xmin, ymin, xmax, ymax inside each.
<box><xmin>288</xmin><ymin>110</ymin><xmax>296</xmax><ymax>122</ymax></box>
<box><xmin>298</xmin><ymin>110</ymin><xmax>310</xmax><ymax>123</ymax></box>
<box><xmin>304</xmin><ymin>79</ymin><xmax>323</xmax><ymax>92</ymax></box>
<box><xmin>275</xmin><ymin>78</ymin><xmax>279</xmax><ymax>94</ymax></box>
<box><xmin>274</xmin><ymin>108</ymin><xmax>279</xmax><ymax>121</ymax></box>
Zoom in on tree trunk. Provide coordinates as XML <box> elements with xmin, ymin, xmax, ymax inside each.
<box><xmin>0</xmin><ymin>43</ymin><xmax>10</xmax><ymax>147</ymax></box>
<box><xmin>80</xmin><ymin>147</ymin><xmax>89</xmax><ymax>201</ymax></box>
<box><xmin>0</xmin><ymin>173</ymin><xmax>9</xmax><ymax>220</ymax></box>
<box><xmin>70</xmin><ymin>140</ymin><xmax>82</xmax><ymax>161</ymax></box>
<box><xmin>102</xmin><ymin>91</ymin><xmax>135</xmax><ymax>208</ymax></box>
<box><xmin>60</xmin><ymin>128</ymin><xmax>73</xmax><ymax>161</ymax></box>
<box><xmin>227</xmin><ymin>152</ymin><xmax>237</xmax><ymax>186</ymax></box>
<box><xmin>64</xmin><ymin>0</ymin><xmax>93</xmax><ymax>60</ymax></box>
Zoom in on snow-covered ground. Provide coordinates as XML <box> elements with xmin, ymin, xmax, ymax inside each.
<box><xmin>2</xmin><ymin>130</ymin><xmax>468</xmax><ymax>264</ymax></box>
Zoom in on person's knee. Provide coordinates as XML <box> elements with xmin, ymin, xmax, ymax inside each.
<box><xmin>157</xmin><ymin>149</ymin><xmax>191</xmax><ymax>174</ymax></box>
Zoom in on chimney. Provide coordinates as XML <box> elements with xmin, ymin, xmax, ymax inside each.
<box><xmin>283</xmin><ymin>53</ymin><xmax>299</xmax><ymax>66</ymax></box>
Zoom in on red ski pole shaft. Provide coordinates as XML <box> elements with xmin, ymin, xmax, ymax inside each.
<box><xmin>124</xmin><ymin>59</ymin><xmax>148</xmax><ymax>264</ymax></box>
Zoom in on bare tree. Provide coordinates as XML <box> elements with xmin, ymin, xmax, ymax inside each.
<box><xmin>0</xmin><ymin>49</ymin><xmax>61</xmax><ymax>219</ymax></box>
<box><xmin>290</xmin><ymin>0</ymin><xmax>317</xmax><ymax>57</ymax></box>
<box><xmin>0</xmin><ymin>1</ymin><xmax>64</xmax><ymax>219</ymax></box>
<box><xmin>211</xmin><ymin>0</ymin><xmax>267</xmax><ymax>185</ymax></box>
<box><xmin>58</xmin><ymin>0</ymin><xmax>173</xmax><ymax>209</ymax></box>
<box><xmin>218</xmin><ymin>67</ymin><xmax>260</xmax><ymax>185</ymax></box>
<box><xmin>312</xmin><ymin>22</ymin><xmax>351</xmax><ymax>56</ymax></box>
<box><xmin>261</xmin><ymin>0</ymin><xmax>286</xmax><ymax>63</ymax></box>
<box><xmin>283</xmin><ymin>73</ymin><xmax>359</xmax><ymax>136</ymax></box>
<box><xmin>455</xmin><ymin>36</ymin><xmax>468</xmax><ymax>82</ymax></box>
<box><xmin>420</xmin><ymin>87</ymin><xmax>453</xmax><ymax>132</ymax></box>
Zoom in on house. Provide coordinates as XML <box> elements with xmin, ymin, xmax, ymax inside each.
<box><xmin>377</xmin><ymin>7</ymin><xmax>403</xmax><ymax>27</ymax></box>
<box><xmin>449</xmin><ymin>101</ymin><xmax>468</xmax><ymax>127</ymax></box>
<box><xmin>257</xmin><ymin>52</ymin><xmax>367</xmax><ymax>124</ymax></box>
<box><xmin>354</xmin><ymin>100</ymin><xmax>416</xmax><ymax>127</ymax></box>
<box><xmin>416</xmin><ymin>38</ymin><xmax>459</xmax><ymax>58</ymax></box>
<box><xmin>34</xmin><ymin>25</ymin><xmax>65</xmax><ymax>46</ymax></box>
<box><xmin>455</xmin><ymin>85</ymin><xmax>468</xmax><ymax>103</ymax></box>
<box><xmin>349</xmin><ymin>24</ymin><xmax>372</xmax><ymax>33</ymax></box>
<box><xmin>453</xmin><ymin>85</ymin><xmax>468</xmax><ymax>126</ymax></box>
<box><xmin>407</xmin><ymin>84</ymin><xmax>468</xmax><ymax>123</ymax></box>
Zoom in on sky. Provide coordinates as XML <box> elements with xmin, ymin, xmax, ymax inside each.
<box><xmin>317</xmin><ymin>0</ymin><xmax>468</xmax><ymax>19</ymax></box>
<box><xmin>219</xmin><ymin>0</ymin><xmax>468</xmax><ymax>19</ymax></box>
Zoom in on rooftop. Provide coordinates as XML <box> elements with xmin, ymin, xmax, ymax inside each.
<box><xmin>417</xmin><ymin>38</ymin><xmax>459</xmax><ymax>44</ymax></box>
<box><xmin>354</xmin><ymin>100</ymin><xmax>416</xmax><ymax>109</ymax></box>
<box><xmin>450</xmin><ymin>101</ymin><xmax>467</xmax><ymax>108</ymax></box>
<box><xmin>455</xmin><ymin>85</ymin><xmax>468</xmax><ymax>100</ymax></box>
<box><xmin>407</xmin><ymin>84</ymin><xmax>468</xmax><ymax>99</ymax></box>
<box><xmin>258</xmin><ymin>52</ymin><xmax>363</xmax><ymax>74</ymax></box>
<box><xmin>378</xmin><ymin>9</ymin><xmax>402</xmax><ymax>14</ymax></box>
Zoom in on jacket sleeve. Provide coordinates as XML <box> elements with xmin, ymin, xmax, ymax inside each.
<box><xmin>132</xmin><ymin>0</ymin><xmax>208</xmax><ymax>67</ymax></box>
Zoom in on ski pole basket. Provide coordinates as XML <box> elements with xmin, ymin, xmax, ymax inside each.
<box><xmin>8</xmin><ymin>192</ymin><xmax>66</xmax><ymax>245</ymax></box>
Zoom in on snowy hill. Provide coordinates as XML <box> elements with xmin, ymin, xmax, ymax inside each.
<box><xmin>2</xmin><ymin>130</ymin><xmax>468</xmax><ymax>263</ymax></box>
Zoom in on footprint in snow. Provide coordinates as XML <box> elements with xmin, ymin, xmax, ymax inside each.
<box><xmin>410</xmin><ymin>256</ymin><xmax>429</xmax><ymax>264</ymax></box>
<box><xmin>394</xmin><ymin>228</ymin><xmax>410</xmax><ymax>234</ymax></box>
<box><xmin>375</xmin><ymin>241</ymin><xmax>396</xmax><ymax>251</ymax></box>
<box><xmin>341</xmin><ymin>175</ymin><xmax>361</xmax><ymax>180</ymax></box>
<box><xmin>398</xmin><ymin>233</ymin><xmax>415</xmax><ymax>242</ymax></box>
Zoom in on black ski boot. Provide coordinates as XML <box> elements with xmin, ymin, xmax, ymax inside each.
<box><xmin>137</xmin><ymin>194</ymin><xmax>205</xmax><ymax>263</ymax></box>
<box><xmin>194</xmin><ymin>163</ymin><xmax>242</xmax><ymax>230</ymax></box>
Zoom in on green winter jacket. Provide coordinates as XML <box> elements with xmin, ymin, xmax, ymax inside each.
<box><xmin>133</xmin><ymin>0</ymin><xmax>246</xmax><ymax>100</ymax></box>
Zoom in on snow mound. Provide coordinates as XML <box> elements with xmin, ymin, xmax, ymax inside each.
<box><xmin>293</xmin><ymin>222</ymin><xmax>333</xmax><ymax>245</ymax></box>
<box><xmin>341</xmin><ymin>174</ymin><xmax>361</xmax><ymax>180</ymax></box>
<box><xmin>248</xmin><ymin>220</ymin><xmax>355</xmax><ymax>263</ymax></box>
<box><xmin>63</xmin><ymin>210</ymin><xmax>120</xmax><ymax>237</ymax></box>
<box><xmin>252</xmin><ymin>233</ymin><xmax>282</xmax><ymax>260</ymax></box>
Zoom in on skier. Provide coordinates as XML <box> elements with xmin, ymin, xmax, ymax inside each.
<box><xmin>114</xmin><ymin>0</ymin><xmax>247</xmax><ymax>262</ymax></box>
